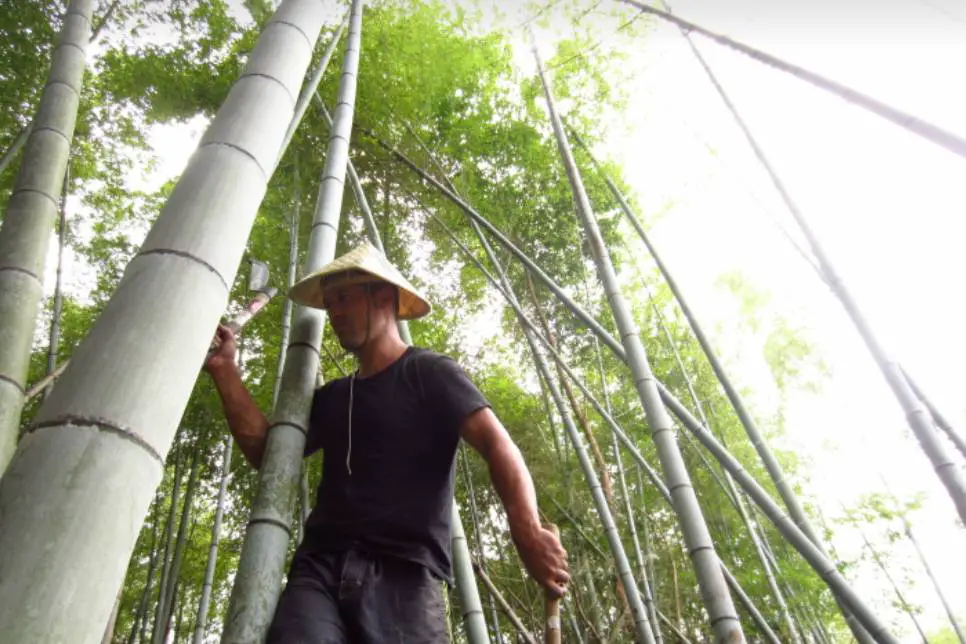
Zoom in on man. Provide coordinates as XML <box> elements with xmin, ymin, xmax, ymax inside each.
<box><xmin>205</xmin><ymin>242</ymin><xmax>569</xmax><ymax>642</ymax></box>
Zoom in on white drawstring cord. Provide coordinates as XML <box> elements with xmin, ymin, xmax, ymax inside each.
<box><xmin>346</xmin><ymin>371</ymin><xmax>356</xmax><ymax>476</ymax></box>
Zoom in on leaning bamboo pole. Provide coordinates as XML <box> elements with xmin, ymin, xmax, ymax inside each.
<box><xmin>854</xmin><ymin>522</ymin><xmax>928</xmax><ymax>643</ymax></box>
<box><xmin>569</xmin><ymin>125</ymin><xmax>839</xmax><ymax>584</ymax></box>
<box><xmin>273</xmin><ymin>164</ymin><xmax>301</xmax><ymax>408</ymax></box>
<box><xmin>902</xmin><ymin>516</ymin><xmax>966</xmax><ymax>644</ymax></box>
<box><xmin>193</xmin><ymin>435</ymin><xmax>233</xmax><ymax>644</ymax></box>
<box><xmin>436</xmin><ymin>219</ymin><xmax>779</xmax><ymax>642</ymax></box>
<box><xmin>616</xmin><ymin>0</ymin><xmax>966</xmax><ymax>161</ymax></box>
<box><xmin>434</xmin><ymin>207</ymin><xmax>654</xmax><ymax>642</ymax></box>
<box><xmin>475</xmin><ymin>564</ymin><xmax>538</xmax><ymax>644</ymax></box>
<box><xmin>902</xmin><ymin>368</ymin><xmax>966</xmax><ymax>462</ymax></box>
<box><xmin>153</xmin><ymin>445</ymin><xmax>185</xmax><ymax>644</ymax></box>
<box><xmin>646</xmin><ymin>291</ymin><xmax>800</xmax><ymax>643</ymax></box>
<box><xmin>0</xmin><ymin>0</ymin><xmax>94</xmax><ymax>475</ymax></box>
<box><xmin>127</xmin><ymin>495</ymin><xmax>163</xmax><ymax>644</ymax></box>
<box><xmin>531</xmin><ymin>37</ymin><xmax>742</xmax><ymax>643</ymax></box>
<box><xmin>222</xmin><ymin>2</ymin><xmax>362</xmax><ymax>641</ymax></box>
<box><xmin>44</xmin><ymin>167</ymin><xmax>70</xmax><ymax>402</ymax></box>
<box><xmin>0</xmin><ymin>2</ymin><xmax>328</xmax><ymax>640</ymax></box>
<box><xmin>153</xmin><ymin>448</ymin><xmax>201</xmax><ymax>644</ymax></box>
<box><xmin>461</xmin><ymin>447</ymin><xmax>505</xmax><ymax>643</ymax></box>
<box><xmin>596</xmin><ymin>335</ymin><xmax>663</xmax><ymax>644</ymax></box>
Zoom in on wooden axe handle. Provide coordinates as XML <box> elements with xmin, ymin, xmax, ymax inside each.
<box><xmin>544</xmin><ymin>523</ymin><xmax>562</xmax><ymax>644</ymax></box>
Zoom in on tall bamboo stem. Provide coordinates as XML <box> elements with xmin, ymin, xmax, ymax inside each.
<box><xmin>223</xmin><ymin>3</ymin><xmax>362</xmax><ymax>640</ymax></box>
<box><xmin>854</xmin><ymin>523</ymin><xmax>928</xmax><ymax>643</ymax></box>
<box><xmin>193</xmin><ymin>435</ymin><xmax>233</xmax><ymax>644</ymax></box>
<box><xmin>0</xmin><ymin>0</ymin><xmax>94</xmax><ymax>474</ymax></box>
<box><xmin>431</xmin><ymin>215</ymin><xmax>651</xmax><ymax>644</ymax></box>
<box><xmin>531</xmin><ymin>37</ymin><xmax>741</xmax><ymax>643</ymax></box>
<box><xmin>462</xmin><ymin>446</ymin><xmax>504</xmax><ymax>643</ymax></box>
<box><xmin>44</xmin><ymin>166</ymin><xmax>70</xmax><ymax>402</ymax></box>
<box><xmin>153</xmin><ymin>447</ymin><xmax>201</xmax><ymax>644</ymax></box>
<box><xmin>647</xmin><ymin>291</ymin><xmax>800</xmax><ymax>643</ymax></box>
<box><xmin>903</xmin><ymin>517</ymin><xmax>966</xmax><ymax>644</ymax></box>
<box><xmin>0</xmin><ymin>1</ymin><xmax>329</xmax><ymax>640</ymax></box>
<box><xmin>272</xmin><ymin>164</ymin><xmax>301</xmax><ymax>408</ymax></box>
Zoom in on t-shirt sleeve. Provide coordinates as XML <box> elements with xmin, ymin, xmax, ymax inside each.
<box><xmin>304</xmin><ymin>384</ymin><xmax>331</xmax><ymax>457</ymax></box>
<box><xmin>416</xmin><ymin>352</ymin><xmax>491</xmax><ymax>434</ymax></box>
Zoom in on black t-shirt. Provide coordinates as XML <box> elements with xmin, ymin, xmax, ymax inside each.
<box><xmin>301</xmin><ymin>347</ymin><xmax>490</xmax><ymax>582</ymax></box>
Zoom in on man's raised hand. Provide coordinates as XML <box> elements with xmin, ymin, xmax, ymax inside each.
<box><xmin>204</xmin><ymin>324</ymin><xmax>237</xmax><ymax>374</ymax></box>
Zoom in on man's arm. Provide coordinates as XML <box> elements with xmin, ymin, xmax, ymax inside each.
<box><xmin>204</xmin><ymin>325</ymin><xmax>270</xmax><ymax>468</ymax></box>
<box><xmin>460</xmin><ymin>407</ymin><xmax>570</xmax><ymax>598</ymax></box>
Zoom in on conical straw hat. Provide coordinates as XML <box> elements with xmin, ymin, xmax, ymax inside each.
<box><xmin>288</xmin><ymin>242</ymin><xmax>432</xmax><ymax>320</ymax></box>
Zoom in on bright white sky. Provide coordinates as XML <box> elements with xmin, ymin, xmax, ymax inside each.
<box><xmin>59</xmin><ymin>0</ymin><xmax>965</xmax><ymax>639</ymax></box>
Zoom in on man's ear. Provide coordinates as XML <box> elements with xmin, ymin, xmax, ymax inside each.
<box><xmin>374</xmin><ymin>283</ymin><xmax>397</xmax><ymax>315</ymax></box>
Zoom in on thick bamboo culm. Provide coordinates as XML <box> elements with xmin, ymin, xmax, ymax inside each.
<box><xmin>0</xmin><ymin>0</ymin><xmax>95</xmax><ymax>475</ymax></box>
<box><xmin>0</xmin><ymin>1</ymin><xmax>329</xmax><ymax>640</ymax></box>
<box><xmin>222</xmin><ymin>1</ymin><xmax>364</xmax><ymax>640</ymax></box>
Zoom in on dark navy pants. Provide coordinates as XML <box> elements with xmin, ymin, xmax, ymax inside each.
<box><xmin>266</xmin><ymin>548</ymin><xmax>448</xmax><ymax>643</ymax></box>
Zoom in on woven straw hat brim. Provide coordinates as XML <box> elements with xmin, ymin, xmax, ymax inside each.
<box><xmin>288</xmin><ymin>243</ymin><xmax>431</xmax><ymax>320</ymax></box>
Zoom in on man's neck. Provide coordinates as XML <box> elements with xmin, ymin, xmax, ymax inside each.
<box><xmin>355</xmin><ymin>333</ymin><xmax>408</xmax><ymax>378</ymax></box>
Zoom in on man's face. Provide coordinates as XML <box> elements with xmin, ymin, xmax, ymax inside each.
<box><xmin>322</xmin><ymin>283</ymin><xmax>372</xmax><ymax>351</ymax></box>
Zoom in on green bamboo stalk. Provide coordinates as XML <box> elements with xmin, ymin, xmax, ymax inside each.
<box><xmin>432</xmin><ymin>214</ymin><xmax>653</xmax><ymax>643</ymax></box>
<box><xmin>617</xmin><ymin>0</ymin><xmax>966</xmax><ymax>160</ymax></box>
<box><xmin>902</xmin><ymin>368</ymin><xmax>966</xmax><ymax>461</ymax></box>
<box><xmin>596</xmin><ymin>334</ymin><xmax>663</xmax><ymax>644</ymax></box>
<box><xmin>193</xmin><ymin>435</ymin><xmax>233</xmax><ymax>644</ymax></box>
<box><xmin>902</xmin><ymin>517</ymin><xmax>966</xmax><ymax>644</ymax></box>
<box><xmin>222</xmin><ymin>3</ymin><xmax>362</xmax><ymax>640</ymax></box>
<box><xmin>453</xmin><ymin>503</ymin><xmax>491</xmax><ymax>643</ymax></box>
<box><xmin>475</xmin><ymin>564</ymin><xmax>537</xmax><ymax>644</ymax></box>
<box><xmin>153</xmin><ymin>447</ymin><xmax>185</xmax><ymax>644</ymax></box>
<box><xmin>854</xmin><ymin>524</ymin><xmax>928</xmax><ymax>643</ymax></box>
<box><xmin>531</xmin><ymin>37</ymin><xmax>741</xmax><ymax>643</ymax></box>
<box><xmin>275</xmin><ymin>12</ymin><xmax>348</xmax><ymax>170</ymax></box>
<box><xmin>646</xmin><ymin>292</ymin><xmax>799</xmax><ymax>643</ymax></box>
<box><xmin>0</xmin><ymin>1</ymin><xmax>329</xmax><ymax>640</ymax></box>
<box><xmin>0</xmin><ymin>0</ymin><xmax>94</xmax><ymax>475</ymax></box>
<box><xmin>319</xmin><ymin>103</ymin><xmax>413</xmax><ymax>345</ymax></box>
<box><xmin>272</xmin><ymin>164</ymin><xmax>301</xmax><ymax>408</ymax></box>
<box><xmin>153</xmin><ymin>447</ymin><xmax>201</xmax><ymax>644</ymax></box>
<box><xmin>0</xmin><ymin>124</ymin><xmax>32</xmax><ymax>176</ymax></box>
<box><xmin>44</xmin><ymin>165</ymin><xmax>70</xmax><ymax>402</ymax></box>
<box><xmin>461</xmin><ymin>447</ymin><xmax>504</xmax><ymax>643</ymax></box>
<box><xmin>126</xmin><ymin>496</ymin><xmax>163</xmax><ymax>644</ymax></box>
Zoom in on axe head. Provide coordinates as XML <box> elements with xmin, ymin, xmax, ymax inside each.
<box><xmin>248</xmin><ymin>259</ymin><xmax>271</xmax><ymax>294</ymax></box>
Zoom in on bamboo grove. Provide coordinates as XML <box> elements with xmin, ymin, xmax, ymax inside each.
<box><xmin>0</xmin><ymin>1</ymin><xmax>963</xmax><ymax>643</ymax></box>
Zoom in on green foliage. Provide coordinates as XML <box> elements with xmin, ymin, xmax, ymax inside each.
<box><xmin>0</xmin><ymin>0</ymin><xmax>866</xmax><ymax>641</ymax></box>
